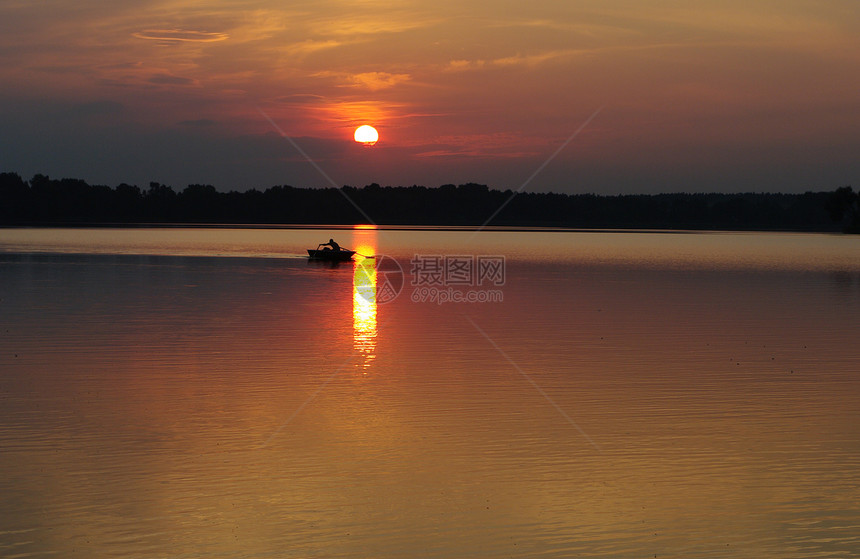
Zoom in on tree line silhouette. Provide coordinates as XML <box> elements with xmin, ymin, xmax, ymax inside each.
<box><xmin>1</xmin><ymin>172</ymin><xmax>856</xmax><ymax>232</ymax></box>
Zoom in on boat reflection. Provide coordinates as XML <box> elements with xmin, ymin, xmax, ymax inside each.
<box><xmin>353</xmin><ymin>255</ymin><xmax>377</xmax><ymax>372</ymax></box>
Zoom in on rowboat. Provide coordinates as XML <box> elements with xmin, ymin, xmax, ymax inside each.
<box><xmin>307</xmin><ymin>244</ymin><xmax>355</xmax><ymax>261</ymax></box>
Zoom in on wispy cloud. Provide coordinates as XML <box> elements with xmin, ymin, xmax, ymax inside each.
<box><xmin>445</xmin><ymin>49</ymin><xmax>582</xmax><ymax>71</ymax></box>
<box><xmin>492</xmin><ymin>50</ymin><xmax>581</xmax><ymax>67</ymax></box>
<box><xmin>308</xmin><ymin>11</ymin><xmax>441</xmax><ymax>37</ymax></box>
<box><xmin>313</xmin><ymin>71</ymin><xmax>412</xmax><ymax>91</ymax></box>
<box><xmin>275</xmin><ymin>93</ymin><xmax>327</xmax><ymax>104</ymax></box>
<box><xmin>148</xmin><ymin>72</ymin><xmax>196</xmax><ymax>85</ymax></box>
<box><xmin>133</xmin><ymin>29</ymin><xmax>228</xmax><ymax>43</ymax></box>
<box><xmin>282</xmin><ymin>39</ymin><xmax>344</xmax><ymax>56</ymax></box>
<box><xmin>487</xmin><ymin>18</ymin><xmax>635</xmax><ymax>37</ymax></box>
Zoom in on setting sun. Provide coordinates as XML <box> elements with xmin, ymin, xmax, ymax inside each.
<box><xmin>354</xmin><ymin>125</ymin><xmax>379</xmax><ymax>146</ymax></box>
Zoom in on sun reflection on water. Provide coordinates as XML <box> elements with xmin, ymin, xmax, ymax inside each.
<box><xmin>352</xmin><ymin>250</ymin><xmax>377</xmax><ymax>372</ymax></box>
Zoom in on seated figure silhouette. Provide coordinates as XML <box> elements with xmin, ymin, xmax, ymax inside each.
<box><xmin>322</xmin><ymin>238</ymin><xmax>340</xmax><ymax>251</ymax></box>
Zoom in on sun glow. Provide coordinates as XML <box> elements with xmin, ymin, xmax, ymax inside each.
<box><xmin>354</xmin><ymin>125</ymin><xmax>379</xmax><ymax>145</ymax></box>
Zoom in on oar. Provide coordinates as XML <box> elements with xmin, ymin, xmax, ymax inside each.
<box><xmin>339</xmin><ymin>246</ymin><xmax>375</xmax><ymax>258</ymax></box>
<box><xmin>349</xmin><ymin>248</ymin><xmax>376</xmax><ymax>258</ymax></box>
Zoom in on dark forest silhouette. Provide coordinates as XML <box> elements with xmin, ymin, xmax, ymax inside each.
<box><xmin>0</xmin><ymin>172</ymin><xmax>856</xmax><ymax>232</ymax></box>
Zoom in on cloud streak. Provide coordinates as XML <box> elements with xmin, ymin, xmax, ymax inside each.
<box><xmin>133</xmin><ymin>29</ymin><xmax>229</xmax><ymax>43</ymax></box>
<box><xmin>313</xmin><ymin>71</ymin><xmax>412</xmax><ymax>91</ymax></box>
<box><xmin>148</xmin><ymin>73</ymin><xmax>196</xmax><ymax>85</ymax></box>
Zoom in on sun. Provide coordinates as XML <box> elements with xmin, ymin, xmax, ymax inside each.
<box><xmin>354</xmin><ymin>125</ymin><xmax>379</xmax><ymax>146</ymax></box>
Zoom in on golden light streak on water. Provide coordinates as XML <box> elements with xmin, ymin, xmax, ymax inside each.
<box><xmin>352</xmin><ymin>235</ymin><xmax>378</xmax><ymax>372</ymax></box>
<box><xmin>352</xmin><ymin>258</ymin><xmax>377</xmax><ymax>372</ymax></box>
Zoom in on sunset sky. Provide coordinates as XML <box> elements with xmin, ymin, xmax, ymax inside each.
<box><xmin>1</xmin><ymin>0</ymin><xmax>857</xmax><ymax>193</ymax></box>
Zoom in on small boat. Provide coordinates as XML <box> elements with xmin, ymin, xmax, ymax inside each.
<box><xmin>307</xmin><ymin>244</ymin><xmax>355</xmax><ymax>261</ymax></box>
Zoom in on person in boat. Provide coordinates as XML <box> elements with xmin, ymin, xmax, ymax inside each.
<box><xmin>322</xmin><ymin>238</ymin><xmax>341</xmax><ymax>252</ymax></box>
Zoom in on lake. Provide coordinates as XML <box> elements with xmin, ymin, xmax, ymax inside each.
<box><xmin>1</xmin><ymin>227</ymin><xmax>859</xmax><ymax>558</ymax></box>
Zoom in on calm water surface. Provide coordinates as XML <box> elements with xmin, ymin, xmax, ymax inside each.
<box><xmin>1</xmin><ymin>228</ymin><xmax>859</xmax><ymax>558</ymax></box>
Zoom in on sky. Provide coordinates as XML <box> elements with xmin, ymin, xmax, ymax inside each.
<box><xmin>1</xmin><ymin>0</ymin><xmax>858</xmax><ymax>194</ymax></box>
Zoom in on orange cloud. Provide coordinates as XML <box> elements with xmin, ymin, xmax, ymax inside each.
<box><xmin>282</xmin><ymin>39</ymin><xmax>344</xmax><ymax>56</ymax></box>
<box><xmin>133</xmin><ymin>29</ymin><xmax>229</xmax><ymax>43</ymax></box>
<box><xmin>445</xmin><ymin>50</ymin><xmax>579</xmax><ymax>71</ymax></box>
<box><xmin>313</xmin><ymin>71</ymin><xmax>412</xmax><ymax>90</ymax></box>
